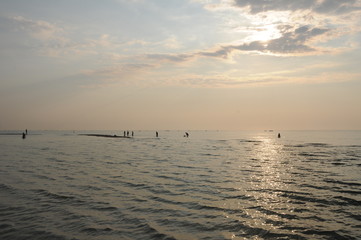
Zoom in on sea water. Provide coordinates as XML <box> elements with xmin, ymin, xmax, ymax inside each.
<box><xmin>0</xmin><ymin>130</ymin><xmax>360</xmax><ymax>240</ymax></box>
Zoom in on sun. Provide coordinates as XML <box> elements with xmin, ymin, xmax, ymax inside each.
<box><xmin>247</xmin><ymin>24</ymin><xmax>281</xmax><ymax>42</ymax></box>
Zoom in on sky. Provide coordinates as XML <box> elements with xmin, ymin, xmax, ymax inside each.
<box><xmin>0</xmin><ymin>0</ymin><xmax>361</xmax><ymax>130</ymax></box>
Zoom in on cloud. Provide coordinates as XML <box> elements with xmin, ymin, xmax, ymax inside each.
<box><xmin>178</xmin><ymin>74</ymin><xmax>283</xmax><ymax>87</ymax></box>
<box><xmin>196</xmin><ymin>0</ymin><xmax>360</xmax><ymax>57</ymax></box>
<box><xmin>81</xmin><ymin>63</ymin><xmax>156</xmax><ymax>86</ymax></box>
<box><xmin>4</xmin><ymin>15</ymin><xmax>73</xmax><ymax>56</ymax></box>
<box><xmin>146</xmin><ymin>53</ymin><xmax>193</xmax><ymax>62</ymax></box>
<box><xmin>166</xmin><ymin>60</ymin><xmax>361</xmax><ymax>88</ymax></box>
<box><xmin>314</xmin><ymin>0</ymin><xmax>361</xmax><ymax>15</ymax></box>
<box><xmin>145</xmin><ymin>49</ymin><xmax>232</xmax><ymax>63</ymax></box>
<box><xmin>162</xmin><ymin>35</ymin><xmax>183</xmax><ymax>49</ymax></box>
<box><xmin>83</xmin><ymin>63</ymin><xmax>154</xmax><ymax>76</ymax></box>
<box><xmin>238</xmin><ymin>25</ymin><xmax>330</xmax><ymax>54</ymax></box>
<box><xmin>143</xmin><ymin>24</ymin><xmax>331</xmax><ymax>62</ymax></box>
<box><xmin>6</xmin><ymin>15</ymin><xmax>187</xmax><ymax>60</ymax></box>
<box><xmin>140</xmin><ymin>1</ymin><xmax>355</xmax><ymax>63</ymax></box>
<box><xmin>233</xmin><ymin>0</ymin><xmax>361</xmax><ymax>15</ymax></box>
<box><xmin>10</xmin><ymin>15</ymin><xmax>68</xmax><ymax>43</ymax></box>
<box><xmin>198</xmin><ymin>47</ymin><xmax>232</xmax><ymax>58</ymax></box>
<box><xmin>4</xmin><ymin>15</ymin><xmax>128</xmax><ymax>58</ymax></box>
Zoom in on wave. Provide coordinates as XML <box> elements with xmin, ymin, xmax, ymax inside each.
<box><xmin>288</xmin><ymin>142</ymin><xmax>332</xmax><ymax>148</ymax></box>
<box><xmin>0</xmin><ymin>227</ymin><xmax>68</xmax><ymax>240</ymax></box>
<box><xmin>31</xmin><ymin>189</ymin><xmax>85</xmax><ymax>206</ymax></box>
<box><xmin>0</xmin><ymin>183</ymin><xmax>16</xmax><ymax>193</ymax></box>
<box><xmin>324</xmin><ymin>179</ymin><xmax>361</xmax><ymax>187</ymax></box>
<box><xmin>239</xmin><ymin>139</ymin><xmax>263</xmax><ymax>143</ymax></box>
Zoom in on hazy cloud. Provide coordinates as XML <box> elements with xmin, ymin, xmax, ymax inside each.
<box><xmin>3</xmin><ymin>15</ymin><xmax>74</xmax><ymax>56</ymax></box>
<box><xmin>260</xmin><ymin>25</ymin><xmax>329</xmax><ymax>54</ymax></box>
<box><xmin>10</xmin><ymin>16</ymin><xmax>65</xmax><ymax>41</ymax></box>
<box><xmin>179</xmin><ymin>75</ymin><xmax>282</xmax><ymax>87</ymax></box>
<box><xmin>139</xmin><ymin>24</ymin><xmax>330</xmax><ymax>65</ymax></box>
<box><xmin>84</xmin><ymin>63</ymin><xmax>154</xmax><ymax>76</ymax></box>
<box><xmin>200</xmin><ymin>25</ymin><xmax>330</xmax><ymax>57</ymax></box>
<box><xmin>146</xmin><ymin>53</ymin><xmax>193</xmax><ymax>62</ymax></box>
<box><xmin>82</xmin><ymin>63</ymin><xmax>155</xmax><ymax>85</ymax></box>
<box><xmin>198</xmin><ymin>47</ymin><xmax>232</xmax><ymax>58</ymax></box>
<box><xmin>233</xmin><ymin>0</ymin><xmax>361</xmax><ymax>15</ymax></box>
<box><xmin>3</xmin><ymin>16</ymin><xmax>127</xmax><ymax>58</ymax></box>
<box><xmin>197</xmin><ymin>0</ymin><xmax>357</xmax><ymax>57</ymax></box>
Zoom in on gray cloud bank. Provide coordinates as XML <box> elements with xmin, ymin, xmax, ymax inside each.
<box><xmin>146</xmin><ymin>25</ymin><xmax>330</xmax><ymax>63</ymax></box>
<box><xmin>233</xmin><ymin>0</ymin><xmax>361</xmax><ymax>15</ymax></box>
<box><xmin>225</xmin><ymin>25</ymin><xmax>330</xmax><ymax>55</ymax></box>
<box><xmin>147</xmin><ymin>0</ymin><xmax>361</xmax><ymax>62</ymax></box>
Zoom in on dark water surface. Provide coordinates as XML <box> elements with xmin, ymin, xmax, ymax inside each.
<box><xmin>1</xmin><ymin>130</ymin><xmax>361</xmax><ymax>239</ymax></box>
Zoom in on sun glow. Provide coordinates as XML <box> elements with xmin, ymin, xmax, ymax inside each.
<box><xmin>247</xmin><ymin>24</ymin><xmax>281</xmax><ymax>42</ymax></box>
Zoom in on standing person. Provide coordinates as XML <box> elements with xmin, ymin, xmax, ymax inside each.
<box><xmin>185</xmin><ymin>132</ymin><xmax>189</xmax><ymax>138</ymax></box>
<box><xmin>124</xmin><ymin>131</ymin><xmax>126</xmax><ymax>137</ymax></box>
<box><xmin>25</xmin><ymin>129</ymin><xmax>28</xmax><ymax>135</ymax></box>
<box><xmin>156</xmin><ymin>131</ymin><xmax>158</xmax><ymax>138</ymax></box>
<box><xmin>278</xmin><ymin>133</ymin><xmax>281</xmax><ymax>138</ymax></box>
<box><xmin>22</xmin><ymin>132</ymin><xmax>26</xmax><ymax>139</ymax></box>
<box><xmin>132</xmin><ymin>131</ymin><xmax>134</xmax><ymax>137</ymax></box>
<box><xmin>127</xmin><ymin>131</ymin><xmax>129</xmax><ymax>137</ymax></box>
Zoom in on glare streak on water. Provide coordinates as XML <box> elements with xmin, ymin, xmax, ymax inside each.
<box><xmin>0</xmin><ymin>130</ymin><xmax>361</xmax><ymax>240</ymax></box>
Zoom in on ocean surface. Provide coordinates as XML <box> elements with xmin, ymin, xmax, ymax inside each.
<box><xmin>1</xmin><ymin>130</ymin><xmax>360</xmax><ymax>240</ymax></box>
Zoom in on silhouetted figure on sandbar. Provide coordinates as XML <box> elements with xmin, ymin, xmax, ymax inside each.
<box><xmin>132</xmin><ymin>131</ymin><xmax>134</xmax><ymax>137</ymax></box>
<box><xmin>127</xmin><ymin>131</ymin><xmax>129</xmax><ymax>137</ymax></box>
<box><xmin>156</xmin><ymin>131</ymin><xmax>158</xmax><ymax>137</ymax></box>
<box><xmin>22</xmin><ymin>132</ymin><xmax>26</xmax><ymax>139</ymax></box>
<box><xmin>124</xmin><ymin>131</ymin><xmax>126</xmax><ymax>137</ymax></box>
<box><xmin>278</xmin><ymin>133</ymin><xmax>281</xmax><ymax>138</ymax></box>
<box><xmin>184</xmin><ymin>132</ymin><xmax>189</xmax><ymax>138</ymax></box>
<box><xmin>25</xmin><ymin>129</ymin><xmax>28</xmax><ymax>135</ymax></box>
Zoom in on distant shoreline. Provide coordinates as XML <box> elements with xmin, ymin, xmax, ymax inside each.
<box><xmin>0</xmin><ymin>133</ymin><xmax>23</xmax><ymax>135</ymax></box>
<box><xmin>79</xmin><ymin>134</ymin><xmax>131</xmax><ymax>138</ymax></box>
<box><xmin>0</xmin><ymin>133</ymin><xmax>41</xmax><ymax>135</ymax></box>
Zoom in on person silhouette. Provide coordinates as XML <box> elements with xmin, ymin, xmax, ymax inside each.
<box><xmin>22</xmin><ymin>132</ymin><xmax>26</xmax><ymax>139</ymax></box>
<box><xmin>278</xmin><ymin>133</ymin><xmax>281</xmax><ymax>138</ymax></box>
<box><xmin>156</xmin><ymin>131</ymin><xmax>158</xmax><ymax>137</ymax></box>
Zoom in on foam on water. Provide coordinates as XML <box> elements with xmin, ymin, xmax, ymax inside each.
<box><xmin>0</xmin><ymin>130</ymin><xmax>361</xmax><ymax>239</ymax></box>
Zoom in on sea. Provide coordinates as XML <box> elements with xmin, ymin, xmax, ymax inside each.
<box><xmin>0</xmin><ymin>130</ymin><xmax>360</xmax><ymax>240</ymax></box>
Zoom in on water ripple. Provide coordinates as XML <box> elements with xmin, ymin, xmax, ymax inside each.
<box><xmin>1</xmin><ymin>131</ymin><xmax>361</xmax><ymax>239</ymax></box>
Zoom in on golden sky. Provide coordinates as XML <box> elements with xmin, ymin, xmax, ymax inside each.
<box><xmin>1</xmin><ymin>0</ymin><xmax>361</xmax><ymax>130</ymax></box>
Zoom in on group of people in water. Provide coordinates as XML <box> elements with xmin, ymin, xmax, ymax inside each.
<box><xmin>118</xmin><ymin>131</ymin><xmax>191</xmax><ymax>138</ymax></box>
<box><xmin>123</xmin><ymin>131</ymin><xmax>134</xmax><ymax>137</ymax></box>
<box><xmin>121</xmin><ymin>131</ymin><xmax>188</xmax><ymax>138</ymax></box>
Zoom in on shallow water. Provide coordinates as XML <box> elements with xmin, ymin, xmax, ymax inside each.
<box><xmin>1</xmin><ymin>130</ymin><xmax>361</xmax><ymax>239</ymax></box>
